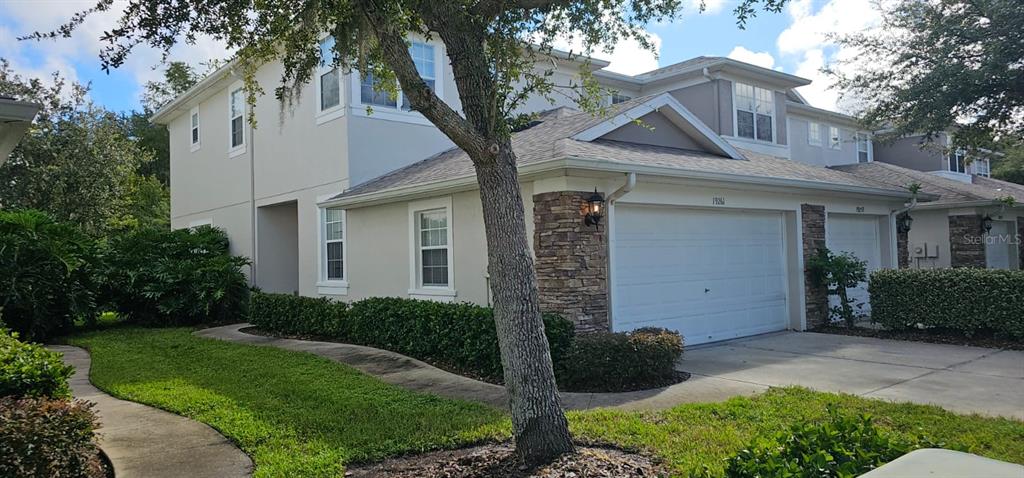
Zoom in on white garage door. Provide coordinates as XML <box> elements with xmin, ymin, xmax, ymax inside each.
<box><xmin>612</xmin><ymin>205</ymin><xmax>789</xmax><ymax>345</ymax></box>
<box><xmin>985</xmin><ymin>221</ymin><xmax>1013</xmax><ymax>269</ymax></box>
<box><xmin>826</xmin><ymin>214</ymin><xmax>882</xmax><ymax>315</ymax></box>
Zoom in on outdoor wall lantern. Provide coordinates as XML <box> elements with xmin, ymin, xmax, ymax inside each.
<box><xmin>981</xmin><ymin>215</ymin><xmax>994</xmax><ymax>234</ymax></box>
<box><xmin>897</xmin><ymin>213</ymin><xmax>914</xmax><ymax>233</ymax></box>
<box><xmin>584</xmin><ymin>189</ymin><xmax>605</xmax><ymax>226</ymax></box>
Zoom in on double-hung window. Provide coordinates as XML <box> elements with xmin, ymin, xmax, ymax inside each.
<box><xmin>317</xmin><ymin>36</ymin><xmax>342</xmax><ymax>116</ymax></box>
<box><xmin>323</xmin><ymin>207</ymin><xmax>345</xmax><ymax>281</ymax></box>
<box><xmin>417</xmin><ymin>209</ymin><xmax>449</xmax><ymax>287</ymax></box>
<box><xmin>808</xmin><ymin>122</ymin><xmax>821</xmax><ymax>146</ymax></box>
<box><xmin>949</xmin><ymin>149</ymin><xmax>967</xmax><ymax>173</ymax></box>
<box><xmin>360</xmin><ymin>41</ymin><xmax>436</xmax><ymax>111</ymax></box>
<box><xmin>829</xmin><ymin>126</ymin><xmax>841</xmax><ymax>150</ymax></box>
<box><xmin>228</xmin><ymin>87</ymin><xmax>245</xmax><ymax>153</ymax></box>
<box><xmin>189</xmin><ymin>106</ymin><xmax>200</xmax><ymax>151</ymax></box>
<box><xmin>735</xmin><ymin>82</ymin><xmax>774</xmax><ymax>142</ymax></box>
<box><xmin>856</xmin><ymin>133</ymin><xmax>870</xmax><ymax>162</ymax></box>
<box><xmin>974</xmin><ymin>158</ymin><xmax>990</xmax><ymax>177</ymax></box>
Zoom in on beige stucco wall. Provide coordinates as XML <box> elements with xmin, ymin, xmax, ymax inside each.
<box><xmin>906</xmin><ymin>209</ymin><xmax>952</xmax><ymax>269</ymax></box>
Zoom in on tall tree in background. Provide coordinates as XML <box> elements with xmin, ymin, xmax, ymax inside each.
<box><xmin>832</xmin><ymin>0</ymin><xmax>1023</xmax><ymax>155</ymax></box>
<box><xmin>40</xmin><ymin>0</ymin><xmax>786</xmax><ymax>464</ymax></box>
<box><xmin>0</xmin><ymin>61</ymin><xmax>157</xmax><ymax>233</ymax></box>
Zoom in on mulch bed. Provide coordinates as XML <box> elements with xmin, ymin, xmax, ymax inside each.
<box><xmin>344</xmin><ymin>443</ymin><xmax>670</xmax><ymax>477</ymax></box>
<box><xmin>240</xmin><ymin>326</ymin><xmax>690</xmax><ymax>393</ymax></box>
<box><xmin>812</xmin><ymin>324</ymin><xmax>1022</xmax><ymax>350</ymax></box>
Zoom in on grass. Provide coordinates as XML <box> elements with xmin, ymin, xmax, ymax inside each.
<box><xmin>67</xmin><ymin>326</ymin><xmax>1024</xmax><ymax>477</ymax></box>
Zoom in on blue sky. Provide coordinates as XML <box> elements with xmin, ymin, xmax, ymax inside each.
<box><xmin>0</xmin><ymin>0</ymin><xmax>878</xmax><ymax>113</ymax></box>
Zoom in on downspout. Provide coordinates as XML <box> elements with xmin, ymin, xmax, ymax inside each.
<box><xmin>249</xmin><ymin>120</ymin><xmax>257</xmax><ymax>287</ymax></box>
<box><xmin>605</xmin><ymin>172</ymin><xmax>636</xmax><ymax>332</ymax></box>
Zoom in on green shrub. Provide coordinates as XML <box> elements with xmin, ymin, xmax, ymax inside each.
<box><xmin>0</xmin><ymin>396</ymin><xmax>104</xmax><ymax>478</ymax></box>
<box><xmin>0</xmin><ymin>330</ymin><xmax>73</xmax><ymax>399</ymax></box>
<box><xmin>0</xmin><ymin>210</ymin><xmax>98</xmax><ymax>340</ymax></box>
<box><xmin>555</xmin><ymin>327</ymin><xmax>684</xmax><ymax>392</ymax></box>
<box><xmin>808</xmin><ymin>247</ymin><xmax>868</xmax><ymax>327</ymax></box>
<box><xmin>870</xmin><ymin>269</ymin><xmax>1024</xmax><ymax>339</ymax></box>
<box><xmin>249</xmin><ymin>292</ymin><xmax>574</xmax><ymax>382</ymax></box>
<box><xmin>99</xmin><ymin>225</ymin><xmax>250</xmax><ymax>326</ymax></box>
<box><xmin>702</xmin><ymin>407</ymin><xmax>938</xmax><ymax>478</ymax></box>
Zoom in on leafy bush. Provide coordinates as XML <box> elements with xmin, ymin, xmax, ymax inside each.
<box><xmin>250</xmin><ymin>292</ymin><xmax>574</xmax><ymax>382</ymax></box>
<box><xmin>807</xmin><ymin>247</ymin><xmax>868</xmax><ymax>327</ymax></box>
<box><xmin>555</xmin><ymin>327</ymin><xmax>684</xmax><ymax>392</ymax></box>
<box><xmin>0</xmin><ymin>330</ymin><xmax>73</xmax><ymax>399</ymax></box>
<box><xmin>0</xmin><ymin>396</ymin><xmax>104</xmax><ymax>478</ymax></box>
<box><xmin>99</xmin><ymin>225</ymin><xmax>250</xmax><ymax>325</ymax></box>
<box><xmin>703</xmin><ymin>407</ymin><xmax>935</xmax><ymax>478</ymax></box>
<box><xmin>870</xmin><ymin>269</ymin><xmax>1024</xmax><ymax>339</ymax></box>
<box><xmin>0</xmin><ymin>210</ymin><xmax>98</xmax><ymax>340</ymax></box>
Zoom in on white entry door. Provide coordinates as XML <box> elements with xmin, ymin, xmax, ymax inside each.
<box><xmin>612</xmin><ymin>205</ymin><xmax>789</xmax><ymax>345</ymax></box>
<box><xmin>985</xmin><ymin>221</ymin><xmax>1013</xmax><ymax>269</ymax></box>
<box><xmin>826</xmin><ymin>214</ymin><xmax>882</xmax><ymax>316</ymax></box>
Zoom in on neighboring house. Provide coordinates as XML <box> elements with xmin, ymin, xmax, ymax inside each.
<box><xmin>873</xmin><ymin>132</ymin><xmax>993</xmax><ymax>182</ymax></box>
<box><xmin>835</xmin><ymin>161</ymin><xmax>1023</xmax><ymax>271</ymax></box>
<box><xmin>0</xmin><ymin>96</ymin><xmax>40</xmax><ymax>164</ymax></box>
<box><xmin>154</xmin><ymin>47</ymin><xmax>928</xmax><ymax>344</ymax></box>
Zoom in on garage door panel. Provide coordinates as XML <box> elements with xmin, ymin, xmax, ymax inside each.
<box><xmin>613</xmin><ymin>206</ymin><xmax>789</xmax><ymax>345</ymax></box>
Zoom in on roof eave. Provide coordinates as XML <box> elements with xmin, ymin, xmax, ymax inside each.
<box><xmin>150</xmin><ymin>60</ymin><xmax>238</xmax><ymax>125</ymax></box>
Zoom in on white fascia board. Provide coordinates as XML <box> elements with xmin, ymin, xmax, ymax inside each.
<box><xmin>786</xmin><ymin>101</ymin><xmax>862</xmax><ymax>127</ymax></box>
<box><xmin>150</xmin><ymin>59</ymin><xmax>239</xmax><ymax>125</ymax></box>
<box><xmin>571</xmin><ymin>93</ymin><xmax>745</xmax><ymax>160</ymax></box>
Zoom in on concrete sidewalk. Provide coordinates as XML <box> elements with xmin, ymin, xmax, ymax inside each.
<box><xmin>49</xmin><ymin>346</ymin><xmax>253</xmax><ymax>478</ymax></box>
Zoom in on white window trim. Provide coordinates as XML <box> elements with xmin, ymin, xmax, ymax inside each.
<box><xmin>807</xmin><ymin>121</ymin><xmax>822</xmax><ymax>146</ymax></box>
<box><xmin>828</xmin><ymin>125</ymin><xmax>842</xmax><ymax>150</ymax></box>
<box><xmin>856</xmin><ymin>132</ymin><xmax>873</xmax><ymax>162</ymax></box>
<box><xmin>731</xmin><ymin>81</ymin><xmax>776</xmax><ymax>144</ymax></box>
<box><xmin>408</xmin><ymin>196</ymin><xmax>456</xmax><ymax>300</ymax></box>
<box><xmin>948</xmin><ymin>148</ymin><xmax>967</xmax><ymax>174</ymax></box>
<box><xmin>189</xmin><ymin>106</ymin><xmax>201</xmax><ymax>152</ymax></box>
<box><xmin>317</xmin><ymin>205</ymin><xmax>349</xmax><ymax>295</ymax></box>
<box><xmin>187</xmin><ymin>218</ymin><xmax>213</xmax><ymax>229</ymax></box>
<box><xmin>974</xmin><ymin>157</ymin><xmax>991</xmax><ymax>177</ymax></box>
<box><xmin>350</xmin><ymin>39</ymin><xmax>444</xmax><ymax>126</ymax></box>
<box><xmin>315</xmin><ymin>37</ymin><xmax>346</xmax><ymax>125</ymax></box>
<box><xmin>228</xmin><ymin>83</ymin><xmax>246</xmax><ymax>158</ymax></box>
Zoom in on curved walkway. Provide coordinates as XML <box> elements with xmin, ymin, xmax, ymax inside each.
<box><xmin>49</xmin><ymin>346</ymin><xmax>253</xmax><ymax>478</ymax></box>
<box><xmin>196</xmin><ymin>324</ymin><xmax>764</xmax><ymax>410</ymax></box>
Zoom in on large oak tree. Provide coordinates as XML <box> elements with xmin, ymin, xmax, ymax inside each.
<box><xmin>37</xmin><ymin>0</ymin><xmax>783</xmax><ymax>464</ymax></box>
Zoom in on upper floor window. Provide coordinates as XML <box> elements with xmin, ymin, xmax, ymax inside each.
<box><xmin>611</xmin><ymin>93</ymin><xmax>632</xmax><ymax>105</ymax></box>
<box><xmin>974</xmin><ymin>158</ymin><xmax>991</xmax><ymax>177</ymax></box>
<box><xmin>949</xmin><ymin>148</ymin><xmax>966</xmax><ymax>173</ymax></box>
<box><xmin>417</xmin><ymin>209</ymin><xmax>449</xmax><ymax>287</ymax></box>
<box><xmin>229</xmin><ymin>87</ymin><xmax>245</xmax><ymax>152</ymax></box>
<box><xmin>323</xmin><ymin>207</ymin><xmax>345</xmax><ymax>281</ymax></box>
<box><xmin>856</xmin><ymin>133</ymin><xmax>870</xmax><ymax>163</ymax></box>
<box><xmin>360</xmin><ymin>41</ymin><xmax>436</xmax><ymax>111</ymax></box>
<box><xmin>189</xmin><ymin>106</ymin><xmax>200</xmax><ymax>151</ymax></box>
<box><xmin>829</xmin><ymin>126</ymin><xmax>841</xmax><ymax>150</ymax></box>
<box><xmin>734</xmin><ymin>82</ymin><xmax>774</xmax><ymax>142</ymax></box>
<box><xmin>318</xmin><ymin>37</ymin><xmax>342</xmax><ymax>113</ymax></box>
<box><xmin>808</xmin><ymin>122</ymin><xmax>821</xmax><ymax>146</ymax></box>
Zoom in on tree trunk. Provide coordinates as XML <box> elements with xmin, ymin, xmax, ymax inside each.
<box><xmin>474</xmin><ymin>142</ymin><xmax>574</xmax><ymax>466</ymax></box>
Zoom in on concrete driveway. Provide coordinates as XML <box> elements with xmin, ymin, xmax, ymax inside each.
<box><xmin>683</xmin><ymin>332</ymin><xmax>1024</xmax><ymax>420</ymax></box>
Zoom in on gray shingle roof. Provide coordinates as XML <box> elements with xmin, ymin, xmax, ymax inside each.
<box><xmin>831</xmin><ymin>162</ymin><xmax>1023</xmax><ymax>206</ymax></box>
<box><xmin>333</xmin><ymin>105</ymin><xmax>911</xmax><ymax>202</ymax></box>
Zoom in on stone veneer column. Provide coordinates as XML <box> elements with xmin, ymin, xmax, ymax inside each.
<box><xmin>801</xmin><ymin>204</ymin><xmax>828</xmax><ymax>329</ymax></box>
<box><xmin>896</xmin><ymin>213</ymin><xmax>910</xmax><ymax>269</ymax></box>
<box><xmin>1018</xmin><ymin>217</ymin><xmax>1024</xmax><ymax>270</ymax></box>
<box><xmin>949</xmin><ymin>214</ymin><xmax>986</xmax><ymax>268</ymax></box>
<box><xmin>533</xmin><ymin>191</ymin><xmax>608</xmax><ymax>333</ymax></box>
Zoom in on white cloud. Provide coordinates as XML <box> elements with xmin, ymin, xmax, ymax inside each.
<box><xmin>775</xmin><ymin>0</ymin><xmax>881</xmax><ymax>111</ymax></box>
<box><xmin>689</xmin><ymin>0</ymin><xmax>728</xmax><ymax>15</ymax></box>
<box><xmin>727</xmin><ymin>46</ymin><xmax>777</xmax><ymax>70</ymax></box>
<box><xmin>2</xmin><ymin>0</ymin><xmax>229</xmax><ymax>104</ymax></box>
<box><xmin>551</xmin><ymin>30</ymin><xmax>662</xmax><ymax>76</ymax></box>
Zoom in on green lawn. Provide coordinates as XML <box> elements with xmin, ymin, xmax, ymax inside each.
<box><xmin>67</xmin><ymin>327</ymin><xmax>1024</xmax><ymax>477</ymax></box>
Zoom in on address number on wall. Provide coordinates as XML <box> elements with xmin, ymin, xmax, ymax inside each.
<box><xmin>712</xmin><ymin>197</ymin><xmax>726</xmax><ymax>206</ymax></box>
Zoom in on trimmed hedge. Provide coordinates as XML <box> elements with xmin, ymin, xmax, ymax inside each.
<box><xmin>0</xmin><ymin>330</ymin><xmax>74</xmax><ymax>399</ymax></box>
<box><xmin>250</xmin><ymin>293</ymin><xmax>575</xmax><ymax>381</ymax></box>
<box><xmin>0</xmin><ymin>396</ymin><xmax>104</xmax><ymax>478</ymax></box>
<box><xmin>870</xmin><ymin>269</ymin><xmax>1024</xmax><ymax>339</ymax></box>
<box><xmin>555</xmin><ymin>327</ymin><xmax>683</xmax><ymax>392</ymax></box>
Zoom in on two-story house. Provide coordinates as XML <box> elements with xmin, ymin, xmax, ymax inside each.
<box><xmin>154</xmin><ymin>46</ymin><xmax>934</xmax><ymax>343</ymax></box>
<box><xmin>839</xmin><ymin>133</ymin><xmax>1022</xmax><ymax>270</ymax></box>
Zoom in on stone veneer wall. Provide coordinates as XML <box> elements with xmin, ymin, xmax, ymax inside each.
<box><xmin>897</xmin><ymin>217</ymin><xmax>910</xmax><ymax>269</ymax></box>
<box><xmin>949</xmin><ymin>214</ymin><xmax>986</xmax><ymax>268</ymax></box>
<box><xmin>1019</xmin><ymin>217</ymin><xmax>1024</xmax><ymax>270</ymax></box>
<box><xmin>533</xmin><ymin>191</ymin><xmax>609</xmax><ymax>333</ymax></box>
<box><xmin>801</xmin><ymin>204</ymin><xmax>828</xmax><ymax>328</ymax></box>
